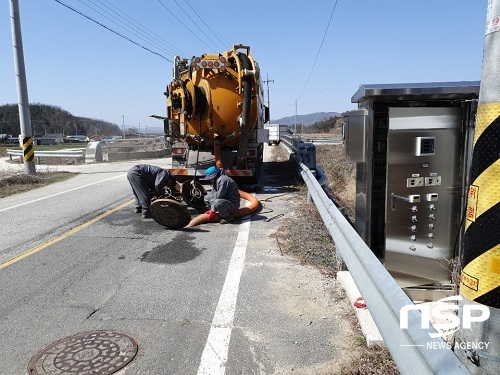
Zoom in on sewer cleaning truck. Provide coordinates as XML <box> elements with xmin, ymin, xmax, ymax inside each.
<box><xmin>156</xmin><ymin>44</ymin><xmax>269</xmax><ymax>184</ymax></box>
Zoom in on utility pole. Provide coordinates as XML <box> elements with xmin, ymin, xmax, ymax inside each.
<box><xmin>10</xmin><ymin>0</ymin><xmax>35</xmax><ymax>174</ymax></box>
<box><xmin>456</xmin><ymin>1</ymin><xmax>500</xmax><ymax>373</ymax></box>
<box><xmin>263</xmin><ymin>73</ymin><xmax>274</xmax><ymax>122</ymax></box>
<box><xmin>122</xmin><ymin>115</ymin><xmax>125</xmax><ymax>139</ymax></box>
<box><xmin>294</xmin><ymin>99</ymin><xmax>298</xmax><ymax>134</ymax></box>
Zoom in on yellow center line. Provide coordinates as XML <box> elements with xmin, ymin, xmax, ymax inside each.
<box><xmin>0</xmin><ymin>199</ymin><xmax>134</xmax><ymax>270</ymax></box>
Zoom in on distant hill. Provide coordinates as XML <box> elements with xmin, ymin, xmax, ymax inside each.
<box><xmin>272</xmin><ymin>112</ymin><xmax>340</xmax><ymax>126</ymax></box>
<box><xmin>0</xmin><ymin>103</ymin><xmax>121</xmax><ymax>137</ymax></box>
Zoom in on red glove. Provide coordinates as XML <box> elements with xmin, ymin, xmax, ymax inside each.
<box><xmin>205</xmin><ymin>210</ymin><xmax>217</xmax><ymax>221</ymax></box>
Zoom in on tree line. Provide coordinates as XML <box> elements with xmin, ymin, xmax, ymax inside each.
<box><xmin>0</xmin><ymin>103</ymin><xmax>122</xmax><ymax>137</ymax></box>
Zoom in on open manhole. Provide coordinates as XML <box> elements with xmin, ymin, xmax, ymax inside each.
<box><xmin>27</xmin><ymin>330</ymin><xmax>138</xmax><ymax>375</ymax></box>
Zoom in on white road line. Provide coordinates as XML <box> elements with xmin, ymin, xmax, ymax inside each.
<box><xmin>0</xmin><ymin>174</ymin><xmax>125</xmax><ymax>212</ymax></box>
<box><xmin>197</xmin><ymin>217</ymin><xmax>251</xmax><ymax>375</ymax></box>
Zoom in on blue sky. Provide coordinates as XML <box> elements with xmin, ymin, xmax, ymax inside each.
<box><xmin>1</xmin><ymin>0</ymin><xmax>488</xmax><ymax>130</ymax></box>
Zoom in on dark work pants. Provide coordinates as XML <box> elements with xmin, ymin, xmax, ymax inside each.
<box><xmin>127</xmin><ymin>166</ymin><xmax>152</xmax><ymax>211</ymax></box>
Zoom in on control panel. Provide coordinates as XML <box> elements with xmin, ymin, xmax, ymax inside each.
<box><xmin>384</xmin><ymin>107</ymin><xmax>461</xmax><ymax>281</ymax></box>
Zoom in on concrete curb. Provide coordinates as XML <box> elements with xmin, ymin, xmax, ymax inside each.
<box><xmin>337</xmin><ymin>270</ymin><xmax>385</xmax><ymax>347</ymax></box>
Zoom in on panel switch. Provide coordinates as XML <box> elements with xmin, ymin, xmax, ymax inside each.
<box><xmin>409</xmin><ymin>195</ymin><xmax>421</xmax><ymax>203</ymax></box>
<box><xmin>426</xmin><ymin>193</ymin><xmax>438</xmax><ymax>201</ymax></box>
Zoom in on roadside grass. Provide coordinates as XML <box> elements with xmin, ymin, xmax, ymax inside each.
<box><xmin>0</xmin><ymin>143</ymin><xmax>84</xmax><ymax>198</ymax></box>
<box><xmin>0</xmin><ymin>169</ymin><xmax>76</xmax><ymax>198</ymax></box>
<box><xmin>339</xmin><ymin>344</ymin><xmax>399</xmax><ymax>375</ymax></box>
<box><xmin>0</xmin><ymin>143</ymin><xmax>86</xmax><ymax>199</ymax></box>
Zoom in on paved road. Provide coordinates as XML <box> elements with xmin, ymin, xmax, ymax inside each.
<box><xmin>0</xmin><ymin>148</ymin><xmax>352</xmax><ymax>375</ymax></box>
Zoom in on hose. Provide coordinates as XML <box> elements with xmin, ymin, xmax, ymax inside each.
<box><xmin>186</xmin><ymin>190</ymin><xmax>260</xmax><ymax>227</ymax></box>
<box><xmin>236</xmin><ymin>52</ymin><xmax>253</xmax><ymax>166</ymax></box>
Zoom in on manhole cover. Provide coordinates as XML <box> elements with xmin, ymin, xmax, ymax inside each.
<box><xmin>27</xmin><ymin>330</ymin><xmax>138</xmax><ymax>375</ymax></box>
<box><xmin>150</xmin><ymin>199</ymin><xmax>191</xmax><ymax>229</ymax></box>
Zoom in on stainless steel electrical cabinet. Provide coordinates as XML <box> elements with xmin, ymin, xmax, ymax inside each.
<box><xmin>343</xmin><ymin>82</ymin><xmax>479</xmax><ymax>288</ymax></box>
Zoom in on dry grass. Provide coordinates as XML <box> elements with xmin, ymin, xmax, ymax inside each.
<box><xmin>339</xmin><ymin>345</ymin><xmax>399</xmax><ymax>375</ymax></box>
<box><xmin>316</xmin><ymin>144</ymin><xmax>356</xmax><ymax>222</ymax></box>
<box><xmin>0</xmin><ymin>169</ymin><xmax>76</xmax><ymax>198</ymax></box>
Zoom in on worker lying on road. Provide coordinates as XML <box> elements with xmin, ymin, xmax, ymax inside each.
<box><xmin>127</xmin><ymin>164</ymin><xmax>176</xmax><ymax>219</ymax></box>
<box><xmin>203</xmin><ymin>166</ymin><xmax>240</xmax><ymax>224</ymax></box>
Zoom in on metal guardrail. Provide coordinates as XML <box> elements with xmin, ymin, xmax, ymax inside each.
<box><xmin>6</xmin><ymin>137</ymin><xmax>168</xmax><ymax>164</ymax></box>
<box><xmin>7</xmin><ymin>148</ymin><xmax>85</xmax><ymax>163</ymax></box>
<box><xmin>298</xmin><ymin>161</ymin><xmax>470</xmax><ymax>374</ymax></box>
<box><xmin>302</xmin><ymin>134</ymin><xmax>342</xmax><ymax>144</ymax></box>
<box><xmin>281</xmin><ymin>133</ymin><xmax>342</xmax><ymax>148</ymax></box>
<box><xmin>280</xmin><ymin>134</ymin><xmax>300</xmax><ymax>153</ymax></box>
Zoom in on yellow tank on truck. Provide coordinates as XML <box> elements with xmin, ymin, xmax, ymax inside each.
<box><xmin>166</xmin><ymin>45</ymin><xmax>266</xmax><ymax>152</ymax></box>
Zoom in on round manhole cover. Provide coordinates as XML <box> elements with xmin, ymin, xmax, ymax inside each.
<box><xmin>27</xmin><ymin>330</ymin><xmax>138</xmax><ymax>375</ymax></box>
<box><xmin>150</xmin><ymin>198</ymin><xmax>192</xmax><ymax>229</ymax></box>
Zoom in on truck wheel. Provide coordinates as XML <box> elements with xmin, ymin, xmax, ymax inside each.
<box><xmin>181</xmin><ymin>180</ymin><xmax>207</xmax><ymax>210</ymax></box>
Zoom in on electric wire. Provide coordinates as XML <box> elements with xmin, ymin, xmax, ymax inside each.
<box><xmin>94</xmin><ymin>0</ymin><xmax>186</xmax><ymax>56</ymax></box>
<box><xmin>297</xmin><ymin>0</ymin><xmax>340</xmax><ymax>102</ymax></box>
<box><xmin>53</xmin><ymin>0</ymin><xmax>172</xmax><ymax>62</ymax></box>
<box><xmin>76</xmin><ymin>0</ymin><xmax>177</xmax><ymax>57</ymax></box>
<box><xmin>171</xmin><ymin>0</ymin><xmax>222</xmax><ymax>52</ymax></box>
<box><xmin>272</xmin><ymin>1</ymin><xmax>340</xmax><ymax>121</ymax></box>
<box><xmin>155</xmin><ymin>0</ymin><xmax>213</xmax><ymax>52</ymax></box>
<box><xmin>181</xmin><ymin>0</ymin><xmax>228</xmax><ymax>50</ymax></box>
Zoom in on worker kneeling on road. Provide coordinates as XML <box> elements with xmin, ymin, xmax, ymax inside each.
<box><xmin>127</xmin><ymin>164</ymin><xmax>176</xmax><ymax>219</ymax></box>
<box><xmin>203</xmin><ymin>166</ymin><xmax>240</xmax><ymax>224</ymax></box>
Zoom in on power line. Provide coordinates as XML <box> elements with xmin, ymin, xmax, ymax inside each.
<box><xmin>53</xmin><ymin>0</ymin><xmax>172</xmax><ymax>62</ymax></box>
<box><xmin>297</xmin><ymin>0</ymin><xmax>340</xmax><ymax>101</ymax></box>
<box><xmin>94</xmin><ymin>0</ymin><xmax>186</xmax><ymax>56</ymax></box>
<box><xmin>156</xmin><ymin>0</ymin><xmax>214</xmax><ymax>51</ymax></box>
<box><xmin>273</xmin><ymin>1</ymin><xmax>340</xmax><ymax>118</ymax></box>
<box><xmin>76</xmin><ymin>0</ymin><xmax>177</xmax><ymax>56</ymax></box>
<box><xmin>170</xmin><ymin>0</ymin><xmax>222</xmax><ymax>51</ymax></box>
<box><xmin>181</xmin><ymin>0</ymin><xmax>228</xmax><ymax>50</ymax></box>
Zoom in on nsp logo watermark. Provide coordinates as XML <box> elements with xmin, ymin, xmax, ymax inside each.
<box><xmin>400</xmin><ymin>295</ymin><xmax>490</xmax><ymax>338</ymax></box>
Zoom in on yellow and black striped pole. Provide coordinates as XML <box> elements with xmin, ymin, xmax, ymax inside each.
<box><xmin>456</xmin><ymin>1</ymin><xmax>500</xmax><ymax>372</ymax></box>
<box><xmin>21</xmin><ymin>135</ymin><xmax>34</xmax><ymax>163</ymax></box>
<box><xmin>461</xmin><ymin>103</ymin><xmax>500</xmax><ymax>306</ymax></box>
<box><xmin>10</xmin><ymin>0</ymin><xmax>35</xmax><ymax>174</ymax></box>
